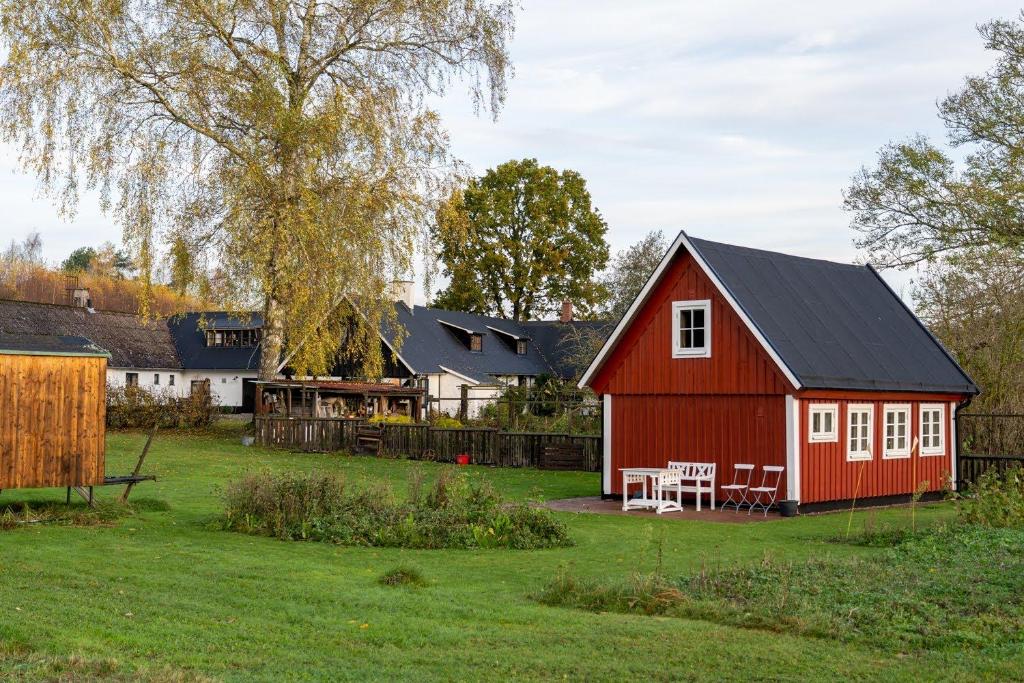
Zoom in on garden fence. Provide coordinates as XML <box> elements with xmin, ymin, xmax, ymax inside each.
<box><xmin>957</xmin><ymin>413</ymin><xmax>1024</xmax><ymax>488</ymax></box>
<box><xmin>254</xmin><ymin>416</ymin><xmax>602</xmax><ymax>471</ymax></box>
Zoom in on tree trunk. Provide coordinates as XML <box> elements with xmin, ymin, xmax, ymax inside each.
<box><xmin>260</xmin><ymin>291</ymin><xmax>285</xmax><ymax>380</ymax></box>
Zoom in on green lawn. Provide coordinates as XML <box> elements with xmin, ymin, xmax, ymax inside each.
<box><xmin>1</xmin><ymin>423</ymin><xmax>1020</xmax><ymax>681</ymax></box>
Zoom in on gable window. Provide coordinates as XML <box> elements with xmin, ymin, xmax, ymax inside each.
<box><xmin>808</xmin><ymin>404</ymin><xmax>838</xmax><ymax>442</ymax></box>
<box><xmin>847</xmin><ymin>404</ymin><xmax>873</xmax><ymax>461</ymax></box>
<box><xmin>470</xmin><ymin>333</ymin><xmax>483</xmax><ymax>352</ymax></box>
<box><xmin>920</xmin><ymin>404</ymin><xmax>945</xmax><ymax>456</ymax></box>
<box><xmin>883</xmin><ymin>404</ymin><xmax>911</xmax><ymax>458</ymax></box>
<box><xmin>516</xmin><ymin>339</ymin><xmax>528</xmax><ymax>355</ymax></box>
<box><xmin>125</xmin><ymin>372</ymin><xmax>139</xmax><ymax>387</ymax></box>
<box><xmin>672</xmin><ymin>300</ymin><xmax>711</xmax><ymax>358</ymax></box>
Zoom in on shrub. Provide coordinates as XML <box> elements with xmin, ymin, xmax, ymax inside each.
<box><xmin>378</xmin><ymin>565</ymin><xmax>428</xmax><ymax>587</ymax></box>
<box><xmin>956</xmin><ymin>466</ymin><xmax>1024</xmax><ymax>528</ymax></box>
<box><xmin>221</xmin><ymin>468</ymin><xmax>572</xmax><ymax>550</ymax></box>
<box><xmin>431</xmin><ymin>415</ymin><xmax>463</xmax><ymax>429</ymax></box>
<box><xmin>368</xmin><ymin>414</ymin><xmax>416</xmax><ymax>425</ymax></box>
<box><xmin>106</xmin><ymin>384</ymin><xmax>217</xmax><ymax>429</ymax></box>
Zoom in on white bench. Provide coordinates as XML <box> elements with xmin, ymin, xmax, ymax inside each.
<box><xmin>667</xmin><ymin>461</ymin><xmax>717</xmax><ymax>511</ymax></box>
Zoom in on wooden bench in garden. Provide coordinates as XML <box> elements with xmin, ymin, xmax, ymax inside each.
<box><xmin>539</xmin><ymin>442</ymin><xmax>585</xmax><ymax>471</ymax></box>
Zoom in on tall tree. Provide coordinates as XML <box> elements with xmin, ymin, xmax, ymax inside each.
<box><xmin>432</xmin><ymin>158</ymin><xmax>609</xmax><ymax>321</ymax></box>
<box><xmin>845</xmin><ymin>15</ymin><xmax>1024</xmax><ymax>266</ymax></box>
<box><xmin>61</xmin><ymin>247</ymin><xmax>97</xmax><ymax>274</ymax></box>
<box><xmin>914</xmin><ymin>248</ymin><xmax>1024</xmax><ymax>413</ymax></box>
<box><xmin>599</xmin><ymin>230</ymin><xmax>667</xmax><ymax>322</ymax></box>
<box><xmin>0</xmin><ymin>0</ymin><xmax>514</xmax><ymax>379</ymax></box>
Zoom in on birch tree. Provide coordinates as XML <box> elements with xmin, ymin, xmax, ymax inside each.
<box><xmin>0</xmin><ymin>0</ymin><xmax>514</xmax><ymax>378</ymax></box>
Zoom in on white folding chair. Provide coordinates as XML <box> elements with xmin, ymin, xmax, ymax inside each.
<box><xmin>720</xmin><ymin>463</ymin><xmax>754</xmax><ymax>512</ymax></box>
<box><xmin>748</xmin><ymin>465</ymin><xmax>784</xmax><ymax>517</ymax></box>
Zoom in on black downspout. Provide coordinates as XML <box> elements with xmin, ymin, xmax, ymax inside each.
<box><xmin>954</xmin><ymin>395</ymin><xmax>975</xmax><ymax>490</ymax></box>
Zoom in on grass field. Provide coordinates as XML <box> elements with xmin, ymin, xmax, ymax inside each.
<box><xmin>2</xmin><ymin>422</ymin><xmax>1021</xmax><ymax>681</ymax></box>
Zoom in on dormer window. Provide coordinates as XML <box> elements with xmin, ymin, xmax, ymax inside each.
<box><xmin>485</xmin><ymin>325</ymin><xmax>528</xmax><ymax>355</ymax></box>
<box><xmin>206</xmin><ymin>328</ymin><xmax>261</xmax><ymax>348</ymax></box>
<box><xmin>439</xmin><ymin>319</ymin><xmax>485</xmax><ymax>352</ymax></box>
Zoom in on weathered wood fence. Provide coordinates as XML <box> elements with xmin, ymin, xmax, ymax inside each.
<box><xmin>254</xmin><ymin>416</ymin><xmax>601</xmax><ymax>471</ymax></box>
<box><xmin>957</xmin><ymin>413</ymin><xmax>1024</xmax><ymax>487</ymax></box>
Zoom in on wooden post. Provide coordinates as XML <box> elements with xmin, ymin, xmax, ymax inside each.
<box><xmin>459</xmin><ymin>384</ymin><xmax>469</xmax><ymax>422</ymax></box>
<box><xmin>120</xmin><ymin>424</ymin><xmax>158</xmax><ymax>504</ymax></box>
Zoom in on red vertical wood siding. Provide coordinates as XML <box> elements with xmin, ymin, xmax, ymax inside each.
<box><xmin>610</xmin><ymin>395</ymin><xmax>789</xmax><ymax>497</ymax></box>
<box><xmin>590</xmin><ymin>251</ymin><xmax>792</xmax><ymax>396</ymax></box>
<box><xmin>799</xmin><ymin>393</ymin><xmax>959</xmax><ymax>504</ymax></box>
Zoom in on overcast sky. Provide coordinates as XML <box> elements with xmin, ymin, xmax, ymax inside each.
<box><xmin>2</xmin><ymin>1</ymin><xmax>1020</xmax><ymax>302</ymax></box>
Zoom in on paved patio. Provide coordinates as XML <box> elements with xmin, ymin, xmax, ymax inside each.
<box><xmin>544</xmin><ymin>496</ymin><xmax>779</xmax><ymax>523</ymax></box>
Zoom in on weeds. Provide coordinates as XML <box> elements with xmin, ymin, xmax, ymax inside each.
<box><xmin>538</xmin><ymin>526</ymin><xmax>1024</xmax><ymax>652</ymax></box>
<box><xmin>221</xmin><ymin>467</ymin><xmax>573</xmax><ymax>550</ymax></box>
<box><xmin>378</xmin><ymin>565</ymin><xmax>428</xmax><ymax>587</ymax></box>
<box><xmin>0</xmin><ymin>500</ymin><xmax>141</xmax><ymax>531</ymax></box>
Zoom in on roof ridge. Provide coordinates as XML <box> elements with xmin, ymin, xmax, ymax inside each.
<box><xmin>688</xmin><ymin>234</ymin><xmax>866</xmax><ymax>270</ymax></box>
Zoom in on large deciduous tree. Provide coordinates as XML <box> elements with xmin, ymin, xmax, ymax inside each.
<box><xmin>844</xmin><ymin>15</ymin><xmax>1024</xmax><ymax>266</ymax></box>
<box><xmin>0</xmin><ymin>0</ymin><xmax>514</xmax><ymax>379</ymax></box>
<box><xmin>431</xmin><ymin>158</ymin><xmax>609</xmax><ymax>321</ymax></box>
<box><xmin>599</xmin><ymin>229</ymin><xmax>667</xmax><ymax>322</ymax></box>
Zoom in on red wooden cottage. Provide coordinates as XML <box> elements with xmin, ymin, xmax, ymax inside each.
<box><xmin>579</xmin><ymin>233</ymin><xmax>979</xmax><ymax>510</ymax></box>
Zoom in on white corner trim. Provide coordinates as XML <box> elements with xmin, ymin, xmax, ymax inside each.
<box><xmin>786</xmin><ymin>396</ymin><xmax>801</xmax><ymax>503</ymax></box>
<box><xmin>577</xmin><ymin>231</ymin><xmax>802</xmax><ymax>391</ymax></box>
<box><xmin>949</xmin><ymin>401</ymin><xmax>958</xmax><ymax>491</ymax></box>
<box><xmin>603</xmin><ymin>394</ymin><xmax>612</xmax><ymax>495</ymax></box>
<box><xmin>438</xmin><ymin>365</ymin><xmax>481</xmax><ymax>385</ymax></box>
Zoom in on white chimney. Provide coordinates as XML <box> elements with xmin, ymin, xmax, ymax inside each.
<box><xmin>389</xmin><ymin>280</ymin><xmax>415</xmax><ymax>310</ymax></box>
<box><xmin>71</xmin><ymin>288</ymin><xmax>92</xmax><ymax>308</ymax></box>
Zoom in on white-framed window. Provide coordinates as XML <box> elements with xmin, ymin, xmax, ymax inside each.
<box><xmin>883</xmin><ymin>404</ymin><xmax>911</xmax><ymax>458</ymax></box>
<box><xmin>920</xmin><ymin>403</ymin><xmax>945</xmax><ymax>456</ymax></box>
<box><xmin>847</xmin><ymin>404</ymin><xmax>874</xmax><ymax>461</ymax></box>
<box><xmin>808</xmin><ymin>404</ymin><xmax>838</xmax><ymax>442</ymax></box>
<box><xmin>672</xmin><ymin>299</ymin><xmax>711</xmax><ymax>358</ymax></box>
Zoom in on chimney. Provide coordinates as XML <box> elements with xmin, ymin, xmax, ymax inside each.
<box><xmin>71</xmin><ymin>288</ymin><xmax>92</xmax><ymax>309</ymax></box>
<box><xmin>389</xmin><ymin>280</ymin><xmax>415</xmax><ymax>310</ymax></box>
<box><xmin>560</xmin><ymin>300</ymin><xmax>574</xmax><ymax>323</ymax></box>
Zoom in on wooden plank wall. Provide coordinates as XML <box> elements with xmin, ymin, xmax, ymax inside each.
<box><xmin>254</xmin><ymin>416</ymin><xmax>602</xmax><ymax>471</ymax></box>
<box><xmin>589</xmin><ymin>251</ymin><xmax>792</xmax><ymax>396</ymax></box>
<box><xmin>0</xmin><ymin>353</ymin><xmax>106</xmax><ymax>489</ymax></box>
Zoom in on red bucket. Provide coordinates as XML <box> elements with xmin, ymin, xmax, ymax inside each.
<box><xmin>455</xmin><ymin>454</ymin><xmax>471</xmax><ymax>466</ymax></box>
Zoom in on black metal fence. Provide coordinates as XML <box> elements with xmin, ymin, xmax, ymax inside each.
<box><xmin>957</xmin><ymin>413</ymin><xmax>1024</xmax><ymax>487</ymax></box>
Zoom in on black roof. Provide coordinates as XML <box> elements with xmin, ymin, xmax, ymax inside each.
<box><xmin>0</xmin><ymin>332</ymin><xmax>110</xmax><ymax>357</ymax></box>
<box><xmin>386</xmin><ymin>304</ymin><xmax>603</xmax><ymax>382</ymax></box>
<box><xmin>687</xmin><ymin>236</ymin><xmax>978</xmax><ymax>394</ymax></box>
<box><xmin>167</xmin><ymin>312</ymin><xmax>263</xmax><ymax>370</ymax></box>
<box><xmin>0</xmin><ymin>299</ymin><xmax>180</xmax><ymax>368</ymax></box>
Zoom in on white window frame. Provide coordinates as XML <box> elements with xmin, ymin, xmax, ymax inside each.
<box><xmin>919</xmin><ymin>403</ymin><xmax>945</xmax><ymax>456</ymax></box>
<box><xmin>882</xmin><ymin>404</ymin><xmax>911</xmax><ymax>459</ymax></box>
<box><xmin>846</xmin><ymin>404</ymin><xmax>874</xmax><ymax>462</ymax></box>
<box><xmin>671</xmin><ymin>299</ymin><xmax>711</xmax><ymax>358</ymax></box>
<box><xmin>808</xmin><ymin>404</ymin><xmax>838</xmax><ymax>443</ymax></box>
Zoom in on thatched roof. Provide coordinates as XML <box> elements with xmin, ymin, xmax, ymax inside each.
<box><xmin>0</xmin><ymin>299</ymin><xmax>181</xmax><ymax>369</ymax></box>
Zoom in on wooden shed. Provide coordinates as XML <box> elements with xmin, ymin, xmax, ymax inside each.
<box><xmin>579</xmin><ymin>233</ymin><xmax>979</xmax><ymax>511</ymax></box>
<box><xmin>0</xmin><ymin>333</ymin><xmax>108</xmax><ymax>491</ymax></box>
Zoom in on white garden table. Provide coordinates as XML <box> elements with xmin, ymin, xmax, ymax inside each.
<box><xmin>620</xmin><ymin>467</ymin><xmax>683</xmax><ymax>514</ymax></box>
